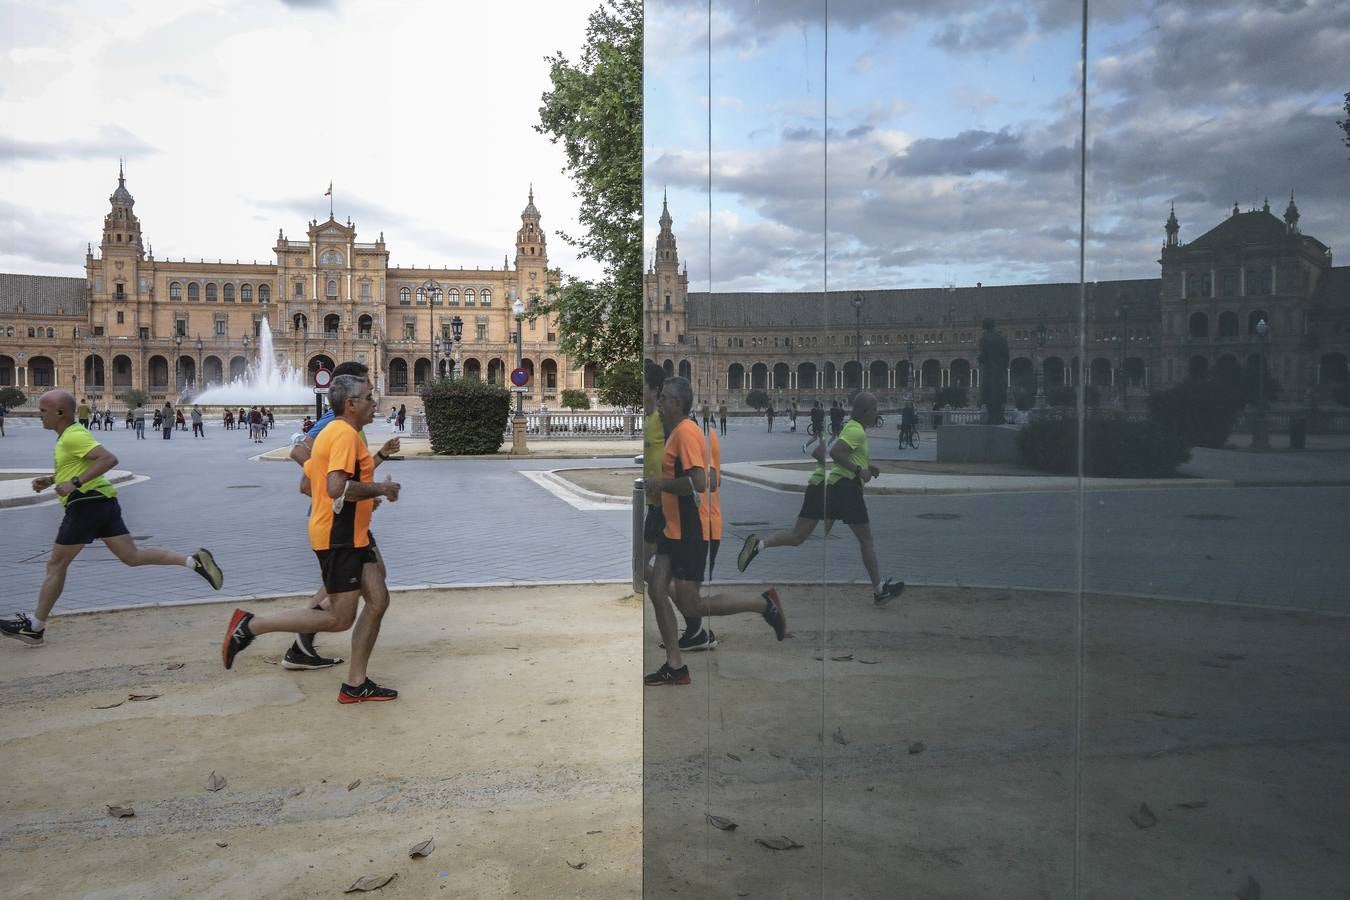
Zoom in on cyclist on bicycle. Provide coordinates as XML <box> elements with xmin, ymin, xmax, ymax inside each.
<box><xmin>899</xmin><ymin>402</ymin><xmax>918</xmax><ymax>449</ymax></box>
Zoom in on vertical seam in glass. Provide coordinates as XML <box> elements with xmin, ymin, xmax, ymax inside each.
<box><xmin>821</xmin><ymin>5</ymin><xmax>830</xmax><ymax>894</ymax></box>
<box><xmin>704</xmin><ymin>0</ymin><xmax>714</xmax><ymax>875</ymax></box>
<box><xmin>1074</xmin><ymin>1</ymin><xmax>1090</xmax><ymax>897</ymax></box>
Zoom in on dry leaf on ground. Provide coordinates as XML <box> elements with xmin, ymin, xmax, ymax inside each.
<box><xmin>106</xmin><ymin>805</ymin><xmax>135</xmax><ymax>818</ymax></box>
<box><xmin>128</xmin><ymin>693</ymin><xmax>160</xmax><ymax>702</ymax></box>
<box><xmin>832</xmin><ymin>727</ymin><xmax>850</xmax><ymax>746</ymax></box>
<box><xmin>726</xmin><ymin>753</ymin><xmax>741</xmax><ymax>762</ymax></box>
<box><xmin>165</xmin><ymin>663</ymin><xmax>185</xmax><ymax>670</ymax></box>
<box><xmin>409</xmin><ymin>839</ymin><xmax>434</xmax><ymax>858</ymax></box>
<box><xmin>567</xmin><ymin>861</ymin><xmax>587</xmax><ymax>870</ymax></box>
<box><xmin>347</xmin><ymin>779</ymin><xmax>361</xmax><ymax>791</ymax></box>
<box><xmin>345</xmin><ymin>874</ymin><xmax>397</xmax><ymax>893</ymax></box>
<box><xmin>206</xmin><ymin>772</ymin><xmax>226</xmax><ymax>792</ymax></box>
<box><xmin>215</xmin><ymin>842</ymin><xmax>229</xmax><ymax>848</ymax></box>
<box><xmin>908</xmin><ymin>741</ymin><xmax>925</xmax><ymax>755</ymax></box>
<box><xmin>92</xmin><ymin>699</ymin><xmax>126</xmax><ymax>710</ymax></box>
<box><xmin>1129</xmin><ymin>802</ymin><xmax>1157</xmax><ymax>829</ymax></box>
<box><xmin>706</xmin><ymin>814</ymin><xmax>737</xmax><ymax>831</ymax></box>
<box><xmin>1178</xmin><ymin>800</ymin><xmax>1208</xmax><ymax>810</ymax></box>
<box><xmin>756</xmin><ymin>836</ymin><xmax>804</xmax><ymax>851</ymax></box>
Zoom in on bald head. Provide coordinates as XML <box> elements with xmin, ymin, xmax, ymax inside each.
<box><xmin>41</xmin><ymin>390</ymin><xmax>75</xmax><ymax>417</ymax></box>
<box><xmin>852</xmin><ymin>391</ymin><xmax>877</xmax><ymax>417</ymax></box>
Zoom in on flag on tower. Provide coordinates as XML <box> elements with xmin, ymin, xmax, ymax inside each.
<box><xmin>324</xmin><ymin>182</ymin><xmax>333</xmax><ymax>197</ymax></box>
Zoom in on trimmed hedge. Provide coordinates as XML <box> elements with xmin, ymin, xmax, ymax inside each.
<box><xmin>1046</xmin><ymin>384</ymin><xmax>1100</xmax><ymax>408</ymax></box>
<box><xmin>1017</xmin><ymin>415</ymin><xmax>1191</xmax><ymax>477</ymax></box>
<box><xmin>933</xmin><ymin>386</ymin><xmax>968</xmax><ymax>410</ymax></box>
<box><xmin>1146</xmin><ymin>378</ymin><xmax>1243</xmax><ymax>449</ymax></box>
<box><xmin>420</xmin><ymin>377</ymin><xmax>510</xmax><ymax>455</ymax></box>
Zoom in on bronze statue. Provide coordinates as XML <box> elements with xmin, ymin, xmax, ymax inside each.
<box><xmin>977</xmin><ymin>317</ymin><xmax>1010</xmax><ymax>424</ymax></box>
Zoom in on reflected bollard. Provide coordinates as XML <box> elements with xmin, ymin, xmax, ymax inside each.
<box><xmin>632</xmin><ymin>454</ymin><xmax>644</xmax><ymax>595</ymax></box>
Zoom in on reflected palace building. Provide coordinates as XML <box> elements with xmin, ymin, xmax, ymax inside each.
<box><xmin>0</xmin><ymin>169</ymin><xmax>596</xmax><ymax>404</ymax></box>
<box><xmin>646</xmin><ymin>196</ymin><xmax>1350</xmax><ymax>408</ymax></box>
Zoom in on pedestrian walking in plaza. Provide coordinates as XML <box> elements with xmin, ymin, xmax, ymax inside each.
<box><xmin>77</xmin><ymin>400</ymin><xmax>90</xmax><ymax>429</ymax></box>
<box><xmin>644</xmin><ymin>377</ymin><xmax>787</xmax><ymax>687</ymax></box>
<box><xmin>718</xmin><ymin>400</ymin><xmax>727</xmax><ymax>436</ymax></box>
<box><xmin>162</xmin><ymin>402</ymin><xmax>174</xmax><ymax>440</ymax></box>
<box><xmin>248</xmin><ymin>406</ymin><xmax>263</xmax><ymax>442</ymax></box>
<box><xmin>238</xmin><ymin>408</ymin><xmax>247</xmax><ymax>434</ymax></box>
<box><xmin>738</xmin><ymin>391</ymin><xmax>904</xmax><ymax>605</ymax></box>
<box><xmin>0</xmin><ymin>401</ymin><xmax>7</xmax><ymax>437</ymax></box>
<box><xmin>191</xmin><ymin>405</ymin><xmax>205</xmax><ymax>438</ymax></box>
<box><xmin>133</xmin><ymin>403</ymin><xmax>146</xmax><ymax>439</ymax></box>
<box><xmin>700</xmin><ymin>399</ymin><xmax>711</xmax><ymax>434</ymax></box>
<box><xmin>222</xmin><ymin>374</ymin><xmax>402</xmax><ymax>702</ymax></box>
<box><xmin>396</xmin><ymin>404</ymin><xmax>406</xmax><ymax>431</ymax></box>
<box><xmin>789</xmin><ymin>399</ymin><xmax>798</xmax><ymax>432</ymax></box>
<box><xmin>266</xmin><ymin>407</ymin><xmax>275</xmax><ymax>430</ymax></box>
<box><xmin>1</xmin><ymin>390</ymin><xmax>223</xmax><ymax>647</ymax></box>
<box><xmin>766</xmin><ymin>402</ymin><xmax>775</xmax><ymax>432</ymax></box>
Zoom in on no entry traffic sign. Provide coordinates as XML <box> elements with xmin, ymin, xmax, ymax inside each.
<box><xmin>313</xmin><ymin>367</ymin><xmax>333</xmax><ymax>389</ymax></box>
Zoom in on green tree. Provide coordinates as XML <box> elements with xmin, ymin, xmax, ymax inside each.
<box><xmin>561</xmin><ymin>388</ymin><xmax>592</xmax><ymax>411</ymax></box>
<box><xmin>596</xmin><ymin>358</ymin><xmax>641</xmax><ymax>408</ymax></box>
<box><xmin>535</xmin><ymin>0</ymin><xmax>641</xmax><ymax>391</ymax></box>
<box><xmin>745</xmin><ymin>389</ymin><xmax>771</xmax><ymax>411</ymax></box>
<box><xmin>122</xmin><ymin>388</ymin><xmax>149</xmax><ymax>409</ymax></box>
<box><xmin>0</xmin><ymin>386</ymin><xmax>27</xmax><ymax>408</ymax></box>
<box><xmin>1340</xmin><ymin>91</ymin><xmax>1350</xmax><ymax>161</ymax></box>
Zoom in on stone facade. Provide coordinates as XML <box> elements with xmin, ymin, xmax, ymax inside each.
<box><xmin>0</xmin><ymin>170</ymin><xmax>597</xmax><ymax>407</ymax></box>
<box><xmin>644</xmin><ymin>196</ymin><xmax>1350</xmax><ymax>410</ymax></box>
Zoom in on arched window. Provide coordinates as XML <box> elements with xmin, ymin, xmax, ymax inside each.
<box><xmin>327</xmin><ymin>279</ymin><xmax>338</xmax><ymax>299</ymax></box>
<box><xmin>358</xmin><ymin>314</ymin><xmax>373</xmax><ymax>335</ymax></box>
<box><xmin>241</xmin><ymin>284</ymin><xmax>252</xmax><ymax>302</ymax></box>
<box><xmin>169</xmin><ymin>282</ymin><xmax>182</xmax><ymax>301</ymax></box>
<box><xmin>480</xmin><ymin>289</ymin><xmax>491</xmax><ymax>306</ymax></box>
<box><xmin>431</xmin><ymin>288</ymin><xmax>442</xmax><ymax>305</ymax></box>
<box><xmin>47</xmin><ymin>327</ymin><xmax>55</xmax><ymax>338</ymax></box>
<box><xmin>319</xmin><ymin>249</ymin><xmax>344</xmax><ymax>266</ymax></box>
<box><xmin>205</xmin><ymin>283</ymin><xmax>217</xmax><ymax>302</ymax></box>
<box><xmin>258</xmin><ymin>284</ymin><xmax>270</xmax><ymax>302</ymax></box>
<box><xmin>188</xmin><ymin>283</ymin><xmax>200</xmax><ymax>302</ymax></box>
<box><xmin>293</xmin><ymin>313</ymin><xmax>307</xmax><ymax>332</ymax></box>
<box><xmin>447</xmin><ymin>289</ymin><xmax>459</xmax><ymax>305</ymax></box>
<box><xmin>324</xmin><ymin>314</ymin><xmax>340</xmax><ymax>335</ymax></box>
<box><xmin>400</xmin><ymin>287</ymin><xmax>411</xmax><ymax>305</ymax></box>
<box><xmin>223</xmin><ymin>283</ymin><xmax>235</xmax><ymax>302</ymax></box>
<box><xmin>1188</xmin><ymin>312</ymin><xmax>1209</xmax><ymax>339</ymax></box>
<box><xmin>416</xmin><ymin>287</ymin><xmax>426</xmax><ymax>304</ymax></box>
<box><xmin>27</xmin><ymin>327</ymin><xmax>35</xmax><ymax>338</ymax></box>
<box><xmin>466</xmin><ymin>289</ymin><xmax>476</xmax><ymax>306</ymax></box>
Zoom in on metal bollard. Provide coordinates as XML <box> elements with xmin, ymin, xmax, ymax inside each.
<box><xmin>632</xmin><ymin>469</ymin><xmax>645</xmax><ymax>595</ymax></box>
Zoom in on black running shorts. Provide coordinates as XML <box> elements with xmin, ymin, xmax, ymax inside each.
<box><xmin>798</xmin><ymin>481</ymin><xmax>827</xmax><ymax>521</ymax></box>
<box><xmin>55</xmin><ymin>495</ymin><xmax>130</xmax><ymax>546</ymax></box>
<box><xmin>315</xmin><ymin>545</ymin><xmax>377</xmax><ymax>594</ymax></box>
<box><xmin>658</xmin><ymin>535</ymin><xmax>709</xmax><ymax>584</ymax></box>
<box><xmin>823</xmin><ymin>477</ymin><xmax>869</xmax><ymax>525</ymax></box>
<box><xmin>643</xmin><ymin>504</ymin><xmax>666</xmax><ymax>544</ymax></box>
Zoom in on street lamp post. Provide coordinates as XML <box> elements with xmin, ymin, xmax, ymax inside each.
<box><xmin>451</xmin><ymin>316</ymin><xmax>464</xmax><ymax>378</ymax></box>
<box><xmin>174</xmin><ymin>334</ymin><xmax>182</xmax><ymax>399</ymax></box>
<box><xmin>905</xmin><ymin>338</ymin><xmax>915</xmax><ymax>398</ymax></box>
<box><xmin>851</xmin><ymin>293</ymin><xmax>864</xmax><ymax>396</ymax></box>
<box><xmin>511</xmin><ymin>297</ymin><xmax>527</xmax><ymax>454</ymax></box>
<box><xmin>1116</xmin><ymin>305</ymin><xmax>1129</xmax><ymax>409</ymax></box>
<box><xmin>195</xmin><ymin>336</ymin><xmax>203</xmax><ymax>392</ymax></box>
<box><xmin>1253</xmin><ymin>318</ymin><xmax>1270</xmax><ymax>449</ymax></box>
<box><xmin>1035</xmin><ymin>323</ymin><xmax>1047</xmax><ymax>408</ymax></box>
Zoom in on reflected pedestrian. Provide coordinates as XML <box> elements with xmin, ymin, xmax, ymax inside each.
<box><xmin>162</xmin><ymin>402</ymin><xmax>174</xmax><ymax>440</ymax></box>
<box><xmin>396</xmin><ymin>404</ymin><xmax>406</xmax><ymax>431</ymax></box>
<box><xmin>133</xmin><ymin>402</ymin><xmax>146</xmax><ymax>440</ymax></box>
<box><xmin>191</xmin><ymin>405</ymin><xmax>205</xmax><ymax>438</ymax></box>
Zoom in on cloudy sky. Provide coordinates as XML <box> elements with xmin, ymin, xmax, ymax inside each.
<box><xmin>2</xmin><ymin>0</ymin><xmax>602</xmax><ymax>280</ymax></box>
<box><xmin>645</xmin><ymin>0</ymin><xmax>1350</xmax><ymax>294</ymax></box>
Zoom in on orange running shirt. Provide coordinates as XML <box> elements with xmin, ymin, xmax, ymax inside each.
<box><xmin>705</xmin><ymin>425</ymin><xmax>723</xmax><ymax>541</ymax></box>
<box><xmin>660</xmin><ymin>417</ymin><xmax>707</xmax><ymax>542</ymax></box>
<box><xmin>306</xmin><ymin>419</ymin><xmax>375</xmax><ymax>550</ymax></box>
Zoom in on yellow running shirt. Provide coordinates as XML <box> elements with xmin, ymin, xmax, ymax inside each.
<box><xmin>53</xmin><ymin>424</ymin><xmax>116</xmax><ymax>507</ymax></box>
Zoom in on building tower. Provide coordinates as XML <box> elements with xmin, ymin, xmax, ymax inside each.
<box><xmin>1164</xmin><ymin>203</ymin><xmax>1180</xmax><ymax>248</ymax></box>
<box><xmin>647</xmin><ymin>192</ymin><xmax>688</xmax><ymax>352</ymax></box>
<box><xmin>515</xmin><ymin>186</ymin><xmax>549</xmax><ymax>305</ymax></box>
<box><xmin>88</xmin><ymin>162</ymin><xmax>148</xmax><ymax>342</ymax></box>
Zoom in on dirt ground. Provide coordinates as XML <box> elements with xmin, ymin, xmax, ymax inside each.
<box><xmin>0</xmin><ymin>586</ymin><xmax>642</xmax><ymax>899</ymax></box>
<box><xmin>553</xmin><ymin>467</ymin><xmax>640</xmax><ymax>498</ymax></box>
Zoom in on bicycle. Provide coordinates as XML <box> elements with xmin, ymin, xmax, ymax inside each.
<box><xmin>898</xmin><ymin>423</ymin><xmax>919</xmax><ymax>449</ymax></box>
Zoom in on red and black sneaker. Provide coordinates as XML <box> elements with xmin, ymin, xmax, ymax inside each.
<box><xmin>338</xmin><ymin>678</ymin><xmax>399</xmax><ymax>703</ymax></box>
<box><xmin>221</xmin><ymin>609</ymin><xmax>254</xmax><ymax>670</ymax></box>
<box><xmin>644</xmin><ymin>662</ymin><xmax>691</xmax><ymax>686</ymax></box>
<box><xmin>761</xmin><ymin>588</ymin><xmax>787</xmax><ymax>641</ymax></box>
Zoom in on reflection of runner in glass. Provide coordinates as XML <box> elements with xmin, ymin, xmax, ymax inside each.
<box><xmin>738</xmin><ymin>391</ymin><xmax>904</xmax><ymax>605</ymax></box>
<box><xmin>644</xmin><ymin>377</ymin><xmax>786</xmax><ymax>686</ymax></box>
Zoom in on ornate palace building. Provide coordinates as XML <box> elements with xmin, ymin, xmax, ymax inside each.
<box><xmin>646</xmin><ymin>196</ymin><xmax>1350</xmax><ymax>410</ymax></box>
<box><xmin>0</xmin><ymin>169</ymin><xmax>597</xmax><ymax>406</ymax></box>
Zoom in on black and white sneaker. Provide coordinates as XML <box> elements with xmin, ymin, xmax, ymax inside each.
<box><xmin>0</xmin><ymin>613</ymin><xmax>44</xmax><ymax>646</ymax></box>
<box><xmin>338</xmin><ymin>678</ymin><xmax>398</xmax><ymax>703</ymax></box>
<box><xmin>282</xmin><ymin>641</ymin><xmax>344</xmax><ymax>670</ymax></box>
<box><xmin>659</xmin><ymin>628</ymin><xmax>719</xmax><ymax>652</ymax></box>
<box><xmin>193</xmin><ymin>548</ymin><xmax>224</xmax><ymax>591</ymax></box>
<box><xmin>873</xmin><ymin>578</ymin><xmax>905</xmax><ymax>606</ymax></box>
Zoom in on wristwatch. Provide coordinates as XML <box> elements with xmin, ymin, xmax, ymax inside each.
<box><xmin>71</xmin><ymin>476</ymin><xmax>83</xmax><ymax>489</ymax></box>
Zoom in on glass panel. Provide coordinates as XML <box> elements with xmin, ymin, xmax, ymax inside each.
<box><xmin>1081</xmin><ymin>3</ymin><xmax>1350</xmax><ymax>896</ymax></box>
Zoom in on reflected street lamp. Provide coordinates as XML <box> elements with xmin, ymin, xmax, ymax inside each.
<box><xmin>195</xmin><ymin>336</ymin><xmax>203</xmax><ymax>391</ymax></box>
<box><xmin>851</xmin><ymin>293</ymin><xmax>864</xmax><ymax>395</ymax></box>
<box><xmin>511</xmin><ymin>297</ymin><xmax>527</xmax><ymax>454</ymax></box>
<box><xmin>1253</xmin><ymin>318</ymin><xmax>1270</xmax><ymax>449</ymax></box>
<box><xmin>174</xmin><ymin>334</ymin><xmax>182</xmax><ymax>397</ymax></box>
<box><xmin>1116</xmin><ymin>305</ymin><xmax>1130</xmax><ymax>409</ymax></box>
<box><xmin>1035</xmin><ymin>322</ymin><xmax>1047</xmax><ymax>408</ymax></box>
<box><xmin>905</xmin><ymin>338</ymin><xmax>915</xmax><ymax>398</ymax></box>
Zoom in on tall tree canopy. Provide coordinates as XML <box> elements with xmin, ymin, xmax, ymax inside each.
<box><xmin>536</xmin><ymin>0</ymin><xmax>642</xmax><ymax>406</ymax></box>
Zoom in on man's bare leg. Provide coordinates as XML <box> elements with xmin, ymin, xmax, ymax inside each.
<box><xmin>762</xmin><ymin>517</ymin><xmax>820</xmax><ymax>550</ymax></box>
<box><xmin>34</xmin><ymin>544</ymin><xmax>84</xmax><ymax>622</ymax></box>
<box><xmin>247</xmin><ymin>591</ymin><xmax>360</xmax><ymax>637</ymax></box>
<box><xmin>346</xmin><ymin>562</ymin><xmax>390</xmax><ymax>687</ymax></box>
<box><xmin>848</xmin><ymin>522</ymin><xmax>882</xmax><ymax>591</ymax></box>
<box><xmin>648</xmin><ymin>555</ymin><xmax>683</xmax><ymax>670</ymax></box>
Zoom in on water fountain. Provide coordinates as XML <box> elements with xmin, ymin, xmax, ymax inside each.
<box><xmin>190</xmin><ymin>317</ymin><xmax>317</xmax><ymax>406</ymax></box>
